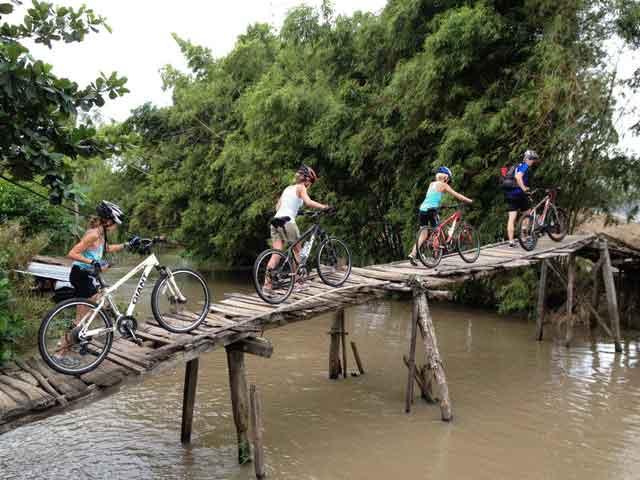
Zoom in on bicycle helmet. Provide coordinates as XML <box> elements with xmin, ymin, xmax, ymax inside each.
<box><xmin>297</xmin><ymin>164</ymin><xmax>318</xmax><ymax>184</ymax></box>
<box><xmin>96</xmin><ymin>200</ymin><xmax>125</xmax><ymax>225</ymax></box>
<box><xmin>523</xmin><ymin>150</ymin><xmax>539</xmax><ymax>161</ymax></box>
<box><xmin>436</xmin><ymin>166</ymin><xmax>453</xmax><ymax>179</ymax></box>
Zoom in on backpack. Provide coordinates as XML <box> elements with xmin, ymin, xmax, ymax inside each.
<box><xmin>499</xmin><ymin>165</ymin><xmax>517</xmax><ymax>190</ymax></box>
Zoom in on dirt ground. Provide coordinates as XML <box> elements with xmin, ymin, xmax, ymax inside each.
<box><xmin>576</xmin><ymin>215</ymin><xmax>640</xmax><ymax>249</ymax></box>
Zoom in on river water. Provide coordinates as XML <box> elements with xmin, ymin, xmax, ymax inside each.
<box><xmin>2</xmin><ymin>255</ymin><xmax>640</xmax><ymax>479</ymax></box>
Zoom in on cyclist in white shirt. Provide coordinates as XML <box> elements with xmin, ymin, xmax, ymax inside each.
<box><xmin>265</xmin><ymin>165</ymin><xmax>329</xmax><ymax>290</ymax></box>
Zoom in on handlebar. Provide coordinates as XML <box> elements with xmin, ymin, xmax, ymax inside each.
<box><xmin>440</xmin><ymin>203</ymin><xmax>471</xmax><ymax>210</ymax></box>
<box><xmin>298</xmin><ymin>207</ymin><xmax>337</xmax><ymax>219</ymax></box>
<box><xmin>526</xmin><ymin>187</ymin><xmax>560</xmax><ymax>197</ymax></box>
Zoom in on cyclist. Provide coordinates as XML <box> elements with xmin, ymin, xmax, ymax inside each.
<box><xmin>504</xmin><ymin>150</ymin><xmax>539</xmax><ymax>247</ymax></box>
<box><xmin>59</xmin><ymin>201</ymin><xmax>139</xmax><ymax>366</ymax></box>
<box><xmin>264</xmin><ymin>165</ymin><xmax>330</xmax><ymax>291</ymax></box>
<box><xmin>408</xmin><ymin>166</ymin><xmax>473</xmax><ymax>266</ymax></box>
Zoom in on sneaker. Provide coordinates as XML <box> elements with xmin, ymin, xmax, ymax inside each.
<box><xmin>508</xmin><ymin>241</ymin><xmax>516</xmax><ymax>248</ymax></box>
<box><xmin>408</xmin><ymin>254</ymin><xmax>418</xmax><ymax>266</ymax></box>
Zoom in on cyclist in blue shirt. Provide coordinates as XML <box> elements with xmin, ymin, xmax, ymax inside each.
<box><xmin>505</xmin><ymin>150</ymin><xmax>540</xmax><ymax>247</ymax></box>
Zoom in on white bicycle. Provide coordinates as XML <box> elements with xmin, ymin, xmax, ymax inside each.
<box><xmin>38</xmin><ymin>237</ymin><xmax>211</xmax><ymax>375</ymax></box>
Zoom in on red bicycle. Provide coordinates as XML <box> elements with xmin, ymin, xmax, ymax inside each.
<box><xmin>416</xmin><ymin>204</ymin><xmax>480</xmax><ymax>268</ymax></box>
<box><xmin>517</xmin><ymin>188</ymin><xmax>567</xmax><ymax>251</ymax></box>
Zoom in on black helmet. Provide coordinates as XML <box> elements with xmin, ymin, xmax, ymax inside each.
<box><xmin>96</xmin><ymin>200</ymin><xmax>124</xmax><ymax>225</ymax></box>
<box><xmin>524</xmin><ymin>150</ymin><xmax>539</xmax><ymax>161</ymax></box>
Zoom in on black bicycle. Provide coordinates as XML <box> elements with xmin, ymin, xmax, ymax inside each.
<box><xmin>253</xmin><ymin>209</ymin><xmax>352</xmax><ymax>304</ymax></box>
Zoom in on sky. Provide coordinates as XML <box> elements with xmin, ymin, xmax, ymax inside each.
<box><xmin>19</xmin><ymin>0</ymin><xmax>640</xmax><ymax>155</ymax></box>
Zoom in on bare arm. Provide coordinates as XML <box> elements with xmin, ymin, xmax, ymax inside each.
<box><xmin>67</xmin><ymin>231</ymin><xmax>101</xmax><ymax>265</ymax></box>
<box><xmin>515</xmin><ymin>172</ymin><xmax>528</xmax><ymax>192</ymax></box>
<box><xmin>106</xmin><ymin>243</ymin><xmax>125</xmax><ymax>253</ymax></box>
<box><xmin>298</xmin><ymin>184</ymin><xmax>328</xmax><ymax>210</ymax></box>
<box><xmin>443</xmin><ymin>183</ymin><xmax>473</xmax><ymax>203</ymax></box>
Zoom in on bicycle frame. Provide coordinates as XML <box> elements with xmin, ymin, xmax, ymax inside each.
<box><xmin>77</xmin><ymin>254</ymin><xmax>182</xmax><ymax>339</ymax></box>
<box><xmin>528</xmin><ymin>190</ymin><xmax>556</xmax><ymax>227</ymax></box>
<box><xmin>431</xmin><ymin>209</ymin><xmax>463</xmax><ymax>246</ymax></box>
<box><xmin>280</xmin><ymin>221</ymin><xmax>329</xmax><ymax>270</ymax></box>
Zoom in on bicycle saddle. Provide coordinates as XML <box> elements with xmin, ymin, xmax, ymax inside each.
<box><xmin>270</xmin><ymin>216</ymin><xmax>291</xmax><ymax>228</ymax></box>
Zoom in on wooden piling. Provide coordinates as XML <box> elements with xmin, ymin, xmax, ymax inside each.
<box><xmin>536</xmin><ymin>260</ymin><xmax>548</xmax><ymax>341</ymax></box>
<box><xmin>226</xmin><ymin>348</ymin><xmax>252</xmax><ymax>464</ymax></box>
<box><xmin>181</xmin><ymin>358</ymin><xmax>199</xmax><ymax>444</ymax></box>
<box><xmin>412</xmin><ymin>279</ymin><xmax>452</xmax><ymax>421</ymax></box>
<box><xmin>340</xmin><ymin>310</ymin><xmax>348</xmax><ymax>379</ymax></box>
<box><xmin>250</xmin><ymin>384</ymin><xmax>266</xmax><ymax>479</ymax></box>
<box><xmin>405</xmin><ymin>297</ymin><xmax>419</xmax><ymax>413</ymax></box>
<box><xmin>565</xmin><ymin>254</ymin><xmax>576</xmax><ymax>347</ymax></box>
<box><xmin>590</xmin><ymin>258</ymin><xmax>602</xmax><ymax>330</ymax></box>
<box><xmin>601</xmin><ymin>240</ymin><xmax>623</xmax><ymax>353</ymax></box>
<box><xmin>329</xmin><ymin>313</ymin><xmax>342</xmax><ymax>379</ymax></box>
<box><xmin>350</xmin><ymin>341</ymin><xmax>365</xmax><ymax>375</ymax></box>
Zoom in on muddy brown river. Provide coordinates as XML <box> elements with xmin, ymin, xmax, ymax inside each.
<box><xmin>2</xmin><ymin>256</ymin><xmax>640</xmax><ymax>479</ymax></box>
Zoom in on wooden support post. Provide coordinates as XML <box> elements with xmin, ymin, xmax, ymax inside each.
<box><xmin>340</xmin><ymin>310</ymin><xmax>348</xmax><ymax>379</ymax></box>
<box><xmin>227</xmin><ymin>348</ymin><xmax>252</xmax><ymax>464</ymax></box>
<box><xmin>350</xmin><ymin>341</ymin><xmax>365</xmax><ymax>375</ymax></box>
<box><xmin>601</xmin><ymin>240</ymin><xmax>623</xmax><ymax>353</ymax></box>
<box><xmin>536</xmin><ymin>260</ymin><xmax>548</xmax><ymax>341</ymax></box>
<box><xmin>329</xmin><ymin>313</ymin><xmax>342</xmax><ymax>379</ymax></box>
<box><xmin>565</xmin><ymin>254</ymin><xmax>576</xmax><ymax>347</ymax></box>
<box><xmin>250</xmin><ymin>384</ymin><xmax>266</xmax><ymax>479</ymax></box>
<box><xmin>411</xmin><ymin>279</ymin><xmax>453</xmax><ymax>421</ymax></box>
<box><xmin>181</xmin><ymin>358</ymin><xmax>199</xmax><ymax>444</ymax></box>
<box><xmin>405</xmin><ymin>297</ymin><xmax>419</xmax><ymax>413</ymax></box>
<box><xmin>590</xmin><ymin>258</ymin><xmax>602</xmax><ymax>330</ymax></box>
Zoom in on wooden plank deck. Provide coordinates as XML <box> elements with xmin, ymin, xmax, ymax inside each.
<box><xmin>1</xmin><ymin>233</ymin><xmax>638</xmax><ymax>434</ymax></box>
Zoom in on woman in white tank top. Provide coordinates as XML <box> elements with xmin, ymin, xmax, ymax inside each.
<box><xmin>265</xmin><ymin>165</ymin><xmax>330</xmax><ymax>289</ymax></box>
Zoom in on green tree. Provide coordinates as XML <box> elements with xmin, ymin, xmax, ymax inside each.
<box><xmin>0</xmin><ymin>0</ymin><xmax>128</xmax><ymax>203</ymax></box>
<box><xmin>101</xmin><ymin>0</ymin><xmax>639</xmax><ymax>270</ymax></box>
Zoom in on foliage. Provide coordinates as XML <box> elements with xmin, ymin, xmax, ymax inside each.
<box><xmin>86</xmin><ymin>0</ymin><xmax>640</xmax><ymax>269</ymax></box>
<box><xmin>495</xmin><ymin>269</ymin><xmax>538</xmax><ymax>315</ymax></box>
<box><xmin>0</xmin><ymin>180</ymin><xmax>74</xmax><ymax>249</ymax></box>
<box><xmin>0</xmin><ymin>0</ymin><xmax>128</xmax><ymax>203</ymax></box>
<box><xmin>0</xmin><ymin>221</ymin><xmax>49</xmax><ymax>362</ymax></box>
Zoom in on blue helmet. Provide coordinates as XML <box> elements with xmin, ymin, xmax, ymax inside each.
<box><xmin>436</xmin><ymin>166</ymin><xmax>452</xmax><ymax>179</ymax></box>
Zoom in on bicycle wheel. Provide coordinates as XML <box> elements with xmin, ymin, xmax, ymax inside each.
<box><xmin>38</xmin><ymin>298</ymin><xmax>113</xmax><ymax>375</ymax></box>
<box><xmin>457</xmin><ymin>223</ymin><xmax>480</xmax><ymax>263</ymax></box>
<box><xmin>253</xmin><ymin>249</ymin><xmax>295</xmax><ymax>304</ymax></box>
<box><xmin>517</xmin><ymin>214</ymin><xmax>538</xmax><ymax>251</ymax></box>
<box><xmin>546</xmin><ymin>204</ymin><xmax>567</xmax><ymax>242</ymax></box>
<box><xmin>151</xmin><ymin>268</ymin><xmax>210</xmax><ymax>333</ymax></box>
<box><xmin>317</xmin><ymin>238</ymin><xmax>352</xmax><ymax>287</ymax></box>
<box><xmin>417</xmin><ymin>227</ymin><xmax>442</xmax><ymax>268</ymax></box>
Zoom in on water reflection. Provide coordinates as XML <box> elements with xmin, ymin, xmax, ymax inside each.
<box><xmin>3</xmin><ymin>263</ymin><xmax>640</xmax><ymax>479</ymax></box>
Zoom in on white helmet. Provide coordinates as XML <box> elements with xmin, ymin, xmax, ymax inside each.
<box><xmin>96</xmin><ymin>200</ymin><xmax>125</xmax><ymax>224</ymax></box>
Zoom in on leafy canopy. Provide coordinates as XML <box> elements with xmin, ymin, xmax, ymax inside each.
<box><xmin>0</xmin><ymin>0</ymin><xmax>128</xmax><ymax>203</ymax></box>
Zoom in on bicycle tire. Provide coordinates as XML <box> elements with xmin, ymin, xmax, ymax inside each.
<box><xmin>457</xmin><ymin>223</ymin><xmax>480</xmax><ymax>263</ymax></box>
<box><xmin>38</xmin><ymin>298</ymin><xmax>113</xmax><ymax>376</ymax></box>
<box><xmin>253</xmin><ymin>249</ymin><xmax>295</xmax><ymax>304</ymax></box>
<box><xmin>417</xmin><ymin>227</ymin><xmax>442</xmax><ymax>268</ymax></box>
<box><xmin>151</xmin><ymin>268</ymin><xmax>210</xmax><ymax>333</ymax></box>
<box><xmin>546</xmin><ymin>204</ymin><xmax>568</xmax><ymax>242</ymax></box>
<box><xmin>316</xmin><ymin>238</ymin><xmax>352</xmax><ymax>287</ymax></box>
<box><xmin>517</xmin><ymin>214</ymin><xmax>538</xmax><ymax>251</ymax></box>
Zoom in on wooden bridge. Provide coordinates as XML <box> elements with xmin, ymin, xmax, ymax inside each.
<box><xmin>1</xmin><ymin>233</ymin><xmax>639</xmax><ymax>470</ymax></box>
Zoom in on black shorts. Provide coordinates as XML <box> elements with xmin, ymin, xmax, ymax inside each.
<box><xmin>418</xmin><ymin>209</ymin><xmax>440</xmax><ymax>228</ymax></box>
<box><xmin>506</xmin><ymin>194</ymin><xmax>530</xmax><ymax>212</ymax></box>
<box><xmin>69</xmin><ymin>265</ymin><xmax>100</xmax><ymax>298</ymax></box>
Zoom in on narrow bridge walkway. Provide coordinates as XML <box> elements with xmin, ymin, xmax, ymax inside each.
<box><xmin>1</xmin><ymin>233</ymin><xmax>638</xmax><ymax>441</ymax></box>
